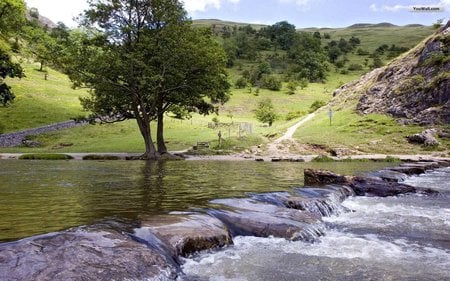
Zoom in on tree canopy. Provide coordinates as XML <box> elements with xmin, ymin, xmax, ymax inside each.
<box><xmin>64</xmin><ymin>0</ymin><xmax>230</xmax><ymax>159</ymax></box>
<box><xmin>0</xmin><ymin>0</ymin><xmax>26</xmax><ymax>106</ymax></box>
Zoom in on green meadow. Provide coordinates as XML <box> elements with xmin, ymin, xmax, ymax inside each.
<box><xmin>1</xmin><ymin>23</ymin><xmax>446</xmax><ymax>155</ymax></box>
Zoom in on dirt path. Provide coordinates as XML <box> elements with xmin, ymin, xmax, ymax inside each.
<box><xmin>265</xmin><ymin>112</ymin><xmax>316</xmax><ymax>157</ymax></box>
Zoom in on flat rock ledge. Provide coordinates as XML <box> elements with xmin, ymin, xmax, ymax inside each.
<box><xmin>1</xmin><ymin>160</ymin><xmax>448</xmax><ymax>280</ymax></box>
<box><xmin>0</xmin><ymin>222</ymin><xmax>180</xmax><ymax>281</ymax></box>
<box><xmin>134</xmin><ymin>213</ymin><xmax>232</xmax><ymax>257</ymax></box>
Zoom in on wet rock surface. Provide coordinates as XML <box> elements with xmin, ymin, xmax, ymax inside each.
<box><xmin>135</xmin><ymin>213</ymin><xmax>232</xmax><ymax>257</ymax></box>
<box><xmin>0</xmin><ymin>222</ymin><xmax>179</xmax><ymax>281</ymax></box>
<box><xmin>1</xmin><ymin>160</ymin><xmax>449</xmax><ymax>280</ymax></box>
<box><xmin>209</xmin><ymin>198</ymin><xmax>324</xmax><ymax>241</ymax></box>
<box><xmin>304</xmin><ymin>168</ymin><xmax>418</xmax><ymax>197</ymax></box>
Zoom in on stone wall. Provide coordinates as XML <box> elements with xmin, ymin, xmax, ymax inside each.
<box><xmin>0</xmin><ymin>120</ymin><xmax>87</xmax><ymax>147</ymax></box>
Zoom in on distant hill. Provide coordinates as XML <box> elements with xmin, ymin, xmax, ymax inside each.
<box><xmin>348</xmin><ymin>22</ymin><xmax>398</xmax><ymax>28</ymax></box>
<box><xmin>192</xmin><ymin>19</ymin><xmax>267</xmax><ymax>30</ymax></box>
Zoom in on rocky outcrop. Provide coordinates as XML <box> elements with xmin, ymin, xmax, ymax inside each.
<box><xmin>209</xmin><ymin>198</ymin><xmax>324</xmax><ymax>241</ymax></box>
<box><xmin>335</xmin><ymin>21</ymin><xmax>450</xmax><ymax>125</ymax></box>
<box><xmin>0</xmin><ymin>221</ymin><xmax>179</xmax><ymax>281</ymax></box>
<box><xmin>304</xmin><ymin>168</ymin><xmax>352</xmax><ymax>185</ymax></box>
<box><xmin>406</xmin><ymin>129</ymin><xmax>440</xmax><ymax>146</ymax></box>
<box><xmin>134</xmin><ymin>213</ymin><xmax>232</xmax><ymax>257</ymax></box>
<box><xmin>304</xmin><ymin>169</ymin><xmax>417</xmax><ymax>197</ymax></box>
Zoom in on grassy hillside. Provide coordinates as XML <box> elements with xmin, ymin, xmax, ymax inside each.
<box><xmin>0</xmin><ymin>60</ymin><xmax>87</xmax><ymax>133</ymax></box>
<box><xmin>0</xmin><ymin>23</ymin><xmax>443</xmax><ymax>155</ymax></box>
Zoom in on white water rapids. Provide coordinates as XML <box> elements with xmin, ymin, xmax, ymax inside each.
<box><xmin>180</xmin><ymin>168</ymin><xmax>450</xmax><ymax>281</ymax></box>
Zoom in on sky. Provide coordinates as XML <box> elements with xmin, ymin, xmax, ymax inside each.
<box><xmin>25</xmin><ymin>0</ymin><xmax>449</xmax><ymax>28</ymax></box>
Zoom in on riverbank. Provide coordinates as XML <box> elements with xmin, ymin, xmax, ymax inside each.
<box><xmin>1</xmin><ymin>152</ymin><xmax>449</xmax><ymax>162</ymax></box>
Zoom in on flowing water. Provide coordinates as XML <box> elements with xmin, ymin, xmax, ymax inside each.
<box><xmin>181</xmin><ymin>168</ymin><xmax>450</xmax><ymax>281</ymax></box>
<box><xmin>0</xmin><ymin>160</ymin><xmax>391</xmax><ymax>242</ymax></box>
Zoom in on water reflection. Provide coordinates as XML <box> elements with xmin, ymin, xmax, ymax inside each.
<box><xmin>0</xmin><ymin>160</ymin><xmax>393</xmax><ymax>242</ymax></box>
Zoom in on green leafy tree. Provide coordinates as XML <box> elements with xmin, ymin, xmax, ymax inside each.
<box><xmin>0</xmin><ymin>0</ymin><xmax>26</xmax><ymax>106</ymax></box>
<box><xmin>286</xmin><ymin>81</ymin><xmax>297</xmax><ymax>95</ymax></box>
<box><xmin>0</xmin><ymin>49</ymin><xmax>24</xmax><ymax>105</ymax></box>
<box><xmin>255</xmin><ymin>98</ymin><xmax>277</xmax><ymax>126</ymax></box>
<box><xmin>263</xmin><ymin>21</ymin><xmax>296</xmax><ymax>50</ymax></box>
<box><xmin>23</xmin><ymin>24</ymin><xmax>58</xmax><ymax>71</ymax></box>
<box><xmin>0</xmin><ymin>0</ymin><xmax>26</xmax><ymax>40</ymax></box>
<box><xmin>64</xmin><ymin>0</ymin><xmax>230</xmax><ymax>159</ymax></box>
<box><xmin>288</xmin><ymin>32</ymin><xmax>328</xmax><ymax>81</ymax></box>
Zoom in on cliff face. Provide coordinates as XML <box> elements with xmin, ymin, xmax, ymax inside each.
<box><xmin>336</xmin><ymin>21</ymin><xmax>450</xmax><ymax>125</ymax></box>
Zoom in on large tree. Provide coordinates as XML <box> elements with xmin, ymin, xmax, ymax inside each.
<box><xmin>65</xmin><ymin>0</ymin><xmax>230</xmax><ymax>159</ymax></box>
<box><xmin>0</xmin><ymin>0</ymin><xmax>26</xmax><ymax>106</ymax></box>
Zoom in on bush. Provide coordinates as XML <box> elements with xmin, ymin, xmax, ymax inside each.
<box><xmin>19</xmin><ymin>154</ymin><xmax>73</xmax><ymax>160</ymax></box>
<box><xmin>82</xmin><ymin>155</ymin><xmax>121</xmax><ymax>160</ymax></box>
<box><xmin>286</xmin><ymin>81</ymin><xmax>297</xmax><ymax>95</ymax></box>
<box><xmin>260</xmin><ymin>75</ymin><xmax>282</xmax><ymax>91</ymax></box>
<box><xmin>356</xmin><ymin>48</ymin><xmax>369</xmax><ymax>56</ymax></box>
<box><xmin>255</xmin><ymin>98</ymin><xmax>277</xmax><ymax>126</ymax></box>
<box><xmin>348</xmin><ymin>63</ymin><xmax>363</xmax><ymax>71</ymax></box>
<box><xmin>235</xmin><ymin>76</ymin><xmax>248</xmax><ymax>89</ymax></box>
<box><xmin>309</xmin><ymin>100</ymin><xmax>326</xmax><ymax>113</ymax></box>
<box><xmin>285</xmin><ymin>111</ymin><xmax>306</xmax><ymax>121</ymax></box>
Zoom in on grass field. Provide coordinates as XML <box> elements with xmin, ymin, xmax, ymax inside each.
<box><xmin>0</xmin><ymin>24</ymin><xmax>444</xmax><ymax>155</ymax></box>
<box><xmin>1</xmin><ymin>60</ymin><xmax>87</xmax><ymax>133</ymax></box>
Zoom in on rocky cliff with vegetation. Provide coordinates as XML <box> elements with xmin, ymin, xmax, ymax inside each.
<box><xmin>334</xmin><ymin>21</ymin><xmax>449</xmax><ymax>125</ymax></box>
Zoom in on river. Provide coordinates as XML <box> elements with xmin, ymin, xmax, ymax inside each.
<box><xmin>1</xmin><ymin>160</ymin><xmax>449</xmax><ymax>281</ymax></box>
<box><xmin>0</xmin><ymin>160</ymin><xmax>392</xmax><ymax>242</ymax></box>
<box><xmin>181</xmin><ymin>167</ymin><xmax>450</xmax><ymax>281</ymax></box>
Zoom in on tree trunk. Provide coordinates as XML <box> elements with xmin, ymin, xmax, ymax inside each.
<box><xmin>135</xmin><ymin>117</ymin><xmax>158</xmax><ymax>160</ymax></box>
<box><xmin>157</xmin><ymin>111</ymin><xmax>168</xmax><ymax>154</ymax></box>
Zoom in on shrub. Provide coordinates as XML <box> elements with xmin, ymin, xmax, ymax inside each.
<box><xmin>82</xmin><ymin>155</ymin><xmax>121</xmax><ymax>160</ymax></box>
<box><xmin>235</xmin><ymin>76</ymin><xmax>248</xmax><ymax>89</ymax></box>
<box><xmin>309</xmin><ymin>100</ymin><xmax>326</xmax><ymax>113</ymax></box>
<box><xmin>255</xmin><ymin>98</ymin><xmax>277</xmax><ymax>126</ymax></box>
<box><xmin>311</xmin><ymin>155</ymin><xmax>335</xmax><ymax>162</ymax></box>
<box><xmin>348</xmin><ymin>63</ymin><xmax>363</xmax><ymax>71</ymax></box>
<box><xmin>285</xmin><ymin>111</ymin><xmax>306</xmax><ymax>121</ymax></box>
<box><xmin>286</xmin><ymin>81</ymin><xmax>297</xmax><ymax>95</ymax></box>
<box><xmin>260</xmin><ymin>75</ymin><xmax>282</xmax><ymax>91</ymax></box>
<box><xmin>19</xmin><ymin>154</ymin><xmax>73</xmax><ymax>160</ymax></box>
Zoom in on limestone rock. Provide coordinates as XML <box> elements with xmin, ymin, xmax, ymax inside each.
<box><xmin>135</xmin><ymin>213</ymin><xmax>232</xmax><ymax>257</ymax></box>
<box><xmin>304</xmin><ymin>168</ymin><xmax>352</xmax><ymax>186</ymax></box>
<box><xmin>209</xmin><ymin>198</ymin><xmax>324</xmax><ymax>241</ymax></box>
<box><xmin>406</xmin><ymin>129</ymin><xmax>440</xmax><ymax>146</ymax></box>
<box><xmin>303</xmin><ymin>169</ymin><xmax>417</xmax><ymax>197</ymax></box>
<box><xmin>0</xmin><ymin>222</ymin><xmax>179</xmax><ymax>281</ymax></box>
<box><xmin>351</xmin><ymin>20</ymin><xmax>450</xmax><ymax>125</ymax></box>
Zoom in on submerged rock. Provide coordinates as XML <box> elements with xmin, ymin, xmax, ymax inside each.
<box><xmin>209</xmin><ymin>198</ymin><xmax>324</xmax><ymax>241</ymax></box>
<box><xmin>0</xmin><ymin>222</ymin><xmax>179</xmax><ymax>281</ymax></box>
<box><xmin>366</xmin><ymin>169</ymin><xmax>408</xmax><ymax>182</ymax></box>
<box><xmin>251</xmin><ymin>186</ymin><xmax>353</xmax><ymax>218</ymax></box>
<box><xmin>135</xmin><ymin>213</ymin><xmax>232</xmax><ymax>257</ymax></box>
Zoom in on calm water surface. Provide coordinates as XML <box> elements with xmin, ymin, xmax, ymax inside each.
<box><xmin>0</xmin><ymin>160</ymin><xmax>392</xmax><ymax>242</ymax></box>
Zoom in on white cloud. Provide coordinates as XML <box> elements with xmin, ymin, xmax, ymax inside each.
<box><xmin>369</xmin><ymin>3</ymin><xmax>379</xmax><ymax>12</ymax></box>
<box><xmin>183</xmin><ymin>0</ymin><xmax>240</xmax><ymax>13</ymax></box>
<box><xmin>279</xmin><ymin>0</ymin><xmax>311</xmax><ymax>7</ymax></box>
<box><xmin>373</xmin><ymin>0</ymin><xmax>450</xmax><ymax>12</ymax></box>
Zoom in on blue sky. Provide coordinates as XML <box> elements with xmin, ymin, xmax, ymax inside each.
<box><xmin>26</xmin><ymin>0</ymin><xmax>449</xmax><ymax>28</ymax></box>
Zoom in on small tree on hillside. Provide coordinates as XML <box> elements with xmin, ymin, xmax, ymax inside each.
<box><xmin>255</xmin><ymin>98</ymin><xmax>277</xmax><ymax>126</ymax></box>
